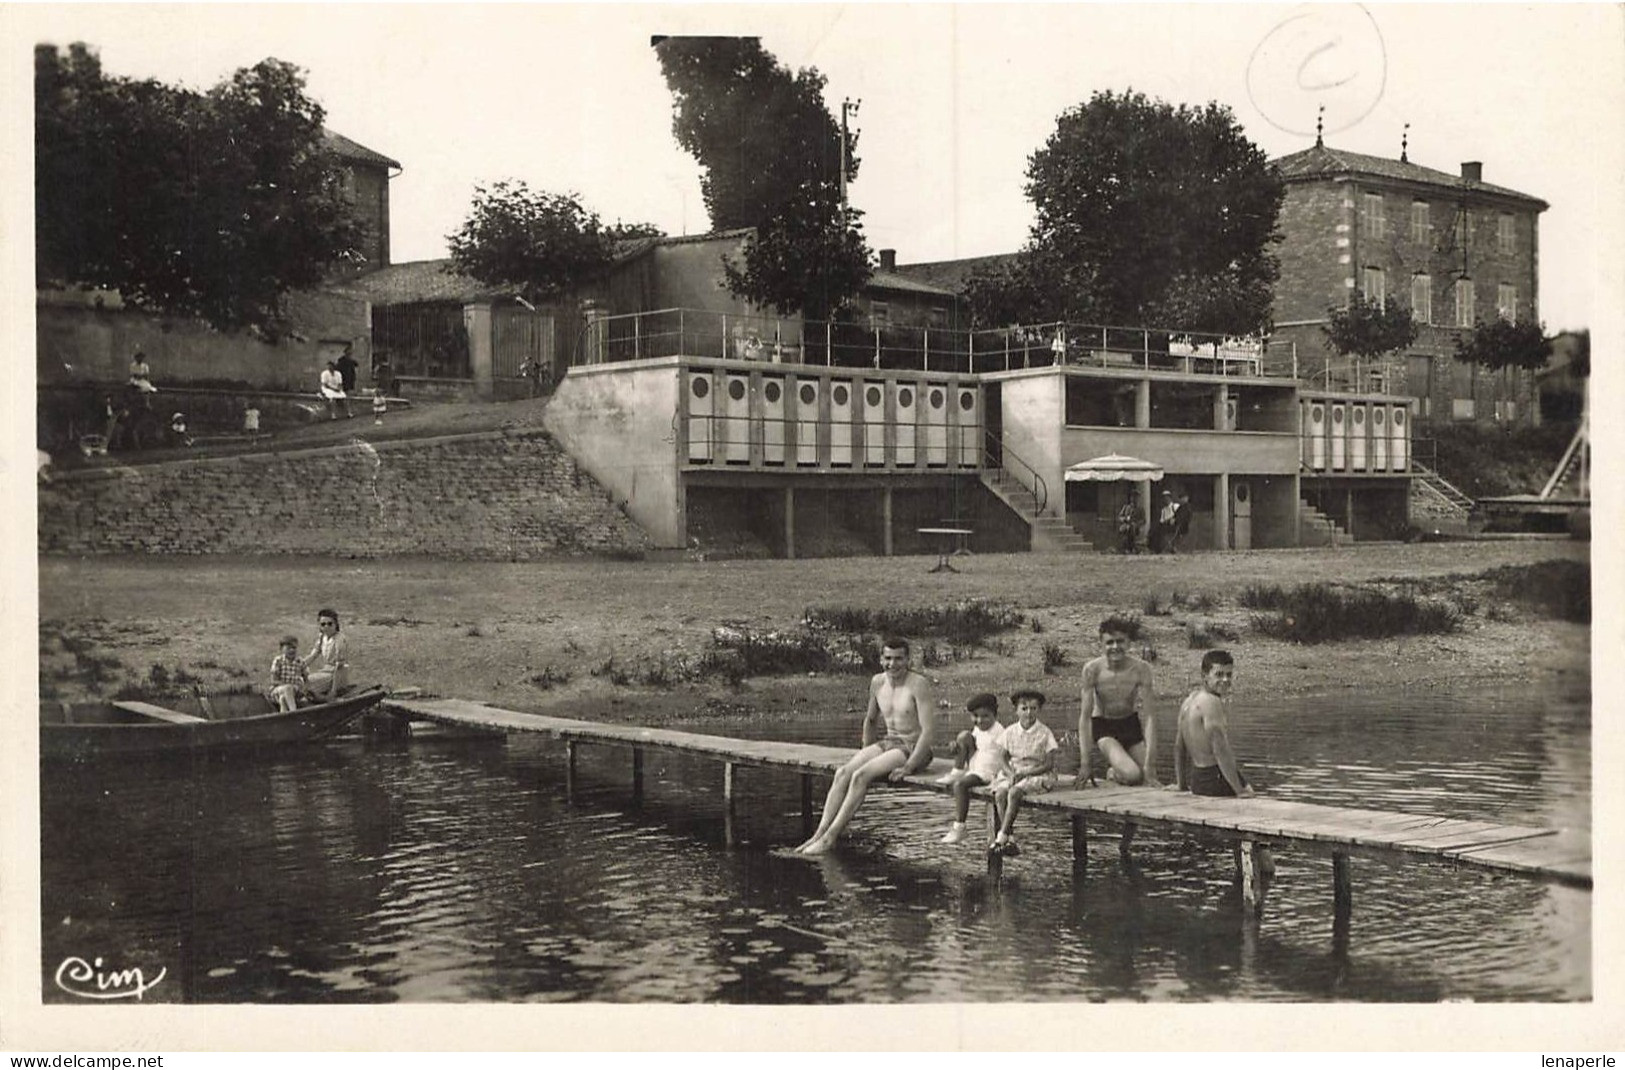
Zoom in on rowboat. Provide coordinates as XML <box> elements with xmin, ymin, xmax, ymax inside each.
<box><xmin>40</xmin><ymin>685</ymin><xmax>389</xmax><ymax>762</ymax></box>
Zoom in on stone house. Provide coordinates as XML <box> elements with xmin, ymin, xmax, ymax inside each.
<box><xmin>1269</xmin><ymin>141</ymin><xmax>1548</xmax><ymax>425</ymax></box>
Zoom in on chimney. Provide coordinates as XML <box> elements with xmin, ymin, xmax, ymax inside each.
<box><xmin>879</xmin><ymin>248</ymin><xmax>897</xmax><ymax>271</ymax></box>
<box><xmin>1461</xmin><ymin>161</ymin><xmax>1482</xmax><ymax>184</ymax></box>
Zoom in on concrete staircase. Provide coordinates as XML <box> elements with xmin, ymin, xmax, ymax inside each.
<box><xmin>1298</xmin><ymin>500</ymin><xmax>1347</xmax><ymax>547</ymax></box>
<box><xmin>1412</xmin><ymin>463</ymin><xmax>1475</xmax><ymax>513</ymax></box>
<box><xmin>979</xmin><ymin>471</ymin><xmax>1093</xmax><ymax>552</ymax></box>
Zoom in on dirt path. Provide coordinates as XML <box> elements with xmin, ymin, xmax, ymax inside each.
<box><xmin>39</xmin><ymin>541</ymin><xmax>1589</xmax><ymax>733</ymax></box>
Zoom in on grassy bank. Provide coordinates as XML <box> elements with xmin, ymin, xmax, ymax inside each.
<box><xmin>38</xmin><ymin>542</ymin><xmax>1589</xmax><ymax>730</ymax></box>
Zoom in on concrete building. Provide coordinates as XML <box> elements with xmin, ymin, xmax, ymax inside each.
<box><xmin>1270</xmin><ymin>140</ymin><xmax>1548</xmax><ymax>424</ymax></box>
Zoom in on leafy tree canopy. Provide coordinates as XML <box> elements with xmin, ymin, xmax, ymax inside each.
<box><xmin>1322</xmin><ymin>294</ymin><xmax>1421</xmax><ymax>360</ymax></box>
<box><xmin>974</xmin><ymin>89</ymin><xmax>1284</xmax><ymax>335</ymax></box>
<box><xmin>1454</xmin><ymin>317</ymin><xmax>1552</xmax><ymax>372</ymax></box>
<box><xmin>654</xmin><ymin>36</ymin><xmax>870</xmax><ymax>320</ymax></box>
<box><xmin>447</xmin><ymin>182</ymin><xmax>660</xmax><ymax>304</ymax></box>
<box><xmin>35</xmin><ymin>44</ymin><xmax>361</xmax><ymax>334</ymax></box>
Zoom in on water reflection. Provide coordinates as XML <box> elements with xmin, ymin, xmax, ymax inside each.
<box><xmin>39</xmin><ymin>684</ymin><xmax>1588</xmax><ymax>1003</ymax></box>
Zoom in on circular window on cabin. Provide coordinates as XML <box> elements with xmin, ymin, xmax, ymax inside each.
<box><xmin>899</xmin><ymin>388</ymin><xmax>913</xmax><ymax>408</ymax></box>
<box><xmin>1311</xmin><ymin>407</ymin><xmax>1323</xmax><ymax>424</ymax></box>
<box><xmin>959</xmin><ymin>391</ymin><xmax>975</xmax><ymax>411</ymax></box>
<box><xmin>764</xmin><ymin>381</ymin><xmax>781</xmax><ymax>403</ymax></box>
<box><xmin>1354</xmin><ymin>408</ymin><xmax>1365</xmax><ymax>424</ymax></box>
<box><xmin>1394</xmin><ymin>409</ymin><xmax>1406</xmax><ymax>426</ymax></box>
<box><xmin>799</xmin><ymin>383</ymin><xmax>817</xmax><ymax>405</ymax></box>
<box><xmin>930</xmin><ymin>389</ymin><xmax>945</xmax><ymax>409</ymax></box>
<box><xmin>1333</xmin><ymin>408</ymin><xmax>1344</xmax><ymax>424</ymax></box>
<box><xmin>866</xmin><ymin>386</ymin><xmax>882</xmax><ymax>407</ymax></box>
<box><xmin>1374</xmin><ymin>408</ymin><xmax>1387</xmax><ymax>424</ymax></box>
<box><xmin>833</xmin><ymin>385</ymin><xmax>850</xmax><ymax>406</ymax></box>
<box><xmin>1235</xmin><ymin>483</ymin><xmax>1250</xmax><ymax>504</ymax></box>
<box><xmin>728</xmin><ymin>379</ymin><xmax>746</xmax><ymax>401</ymax></box>
<box><xmin>691</xmin><ymin>377</ymin><xmax>710</xmax><ymax>399</ymax></box>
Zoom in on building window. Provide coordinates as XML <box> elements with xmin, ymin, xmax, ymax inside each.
<box><xmin>1362</xmin><ymin>267</ymin><xmax>1386</xmax><ymax>305</ymax></box>
<box><xmin>1362</xmin><ymin>193</ymin><xmax>1386</xmax><ymax>239</ymax></box>
<box><xmin>870</xmin><ymin>301</ymin><xmax>889</xmax><ymax>327</ymax></box>
<box><xmin>1411</xmin><ymin>274</ymin><xmax>1432</xmax><ymax>324</ymax></box>
<box><xmin>1410</xmin><ymin>201</ymin><xmax>1430</xmax><ymax>243</ymax></box>
<box><xmin>1452</xmin><ymin>397</ymin><xmax>1476</xmax><ymax>420</ymax></box>
<box><xmin>1455</xmin><ymin>279</ymin><xmax>1475</xmax><ymax>327</ymax></box>
<box><xmin>1498</xmin><ymin>284</ymin><xmax>1518</xmax><ymax>321</ymax></box>
<box><xmin>1498</xmin><ymin>213</ymin><xmax>1516</xmax><ymax>255</ymax></box>
<box><xmin>929</xmin><ymin>306</ymin><xmax>948</xmax><ymax>328</ymax></box>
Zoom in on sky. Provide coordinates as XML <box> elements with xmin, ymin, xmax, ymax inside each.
<box><xmin>8</xmin><ymin>4</ymin><xmax>1622</xmax><ymax>332</ymax></box>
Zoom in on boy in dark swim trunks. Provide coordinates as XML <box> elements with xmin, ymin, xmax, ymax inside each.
<box><xmin>1173</xmin><ymin>649</ymin><xmax>1253</xmax><ymax>797</ymax></box>
<box><xmin>1078</xmin><ymin>617</ymin><xmax>1160</xmax><ymax>787</ymax></box>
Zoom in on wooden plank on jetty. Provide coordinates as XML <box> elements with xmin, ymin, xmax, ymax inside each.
<box><xmin>383</xmin><ymin>698</ymin><xmax>1589</xmax><ymax>887</ymax></box>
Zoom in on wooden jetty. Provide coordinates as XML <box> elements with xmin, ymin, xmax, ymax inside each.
<box><xmin>383</xmin><ymin>698</ymin><xmax>1590</xmax><ymax>924</ymax></box>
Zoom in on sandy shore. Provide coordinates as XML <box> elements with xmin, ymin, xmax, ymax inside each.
<box><xmin>38</xmin><ymin>541</ymin><xmax>1589</xmax><ymax>736</ymax></box>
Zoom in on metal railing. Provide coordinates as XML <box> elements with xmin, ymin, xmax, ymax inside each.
<box><xmin>983</xmin><ymin>428</ymin><xmax>1048</xmax><ymax>517</ymax></box>
<box><xmin>581</xmin><ymin>307</ymin><xmax>1297</xmax><ymax>380</ymax></box>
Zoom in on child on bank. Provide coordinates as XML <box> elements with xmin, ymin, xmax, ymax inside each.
<box><xmin>268</xmin><ymin>635</ymin><xmax>308</xmax><ymax>712</ymax></box>
<box><xmin>989</xmin><ymin>688</ymin><xmax>1060</xmax><ymax>857</ymax></box>
<box><xmin>937</xmin><ymin>692</ymin><xmax>1009</xmax><ymax>844</ymax></box>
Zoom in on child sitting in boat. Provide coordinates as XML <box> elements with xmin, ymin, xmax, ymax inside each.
<box><xmin>269</xmin><ymin>635</ymin><xmax>308</xmax><ymax>711</ymax></box>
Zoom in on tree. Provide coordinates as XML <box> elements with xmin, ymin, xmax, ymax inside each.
<box><xmin>999</xmin><ymin>89</ymin><xmax>1284</xmax><ymax>335</ymax></box>
<box><xmin>1454</xmin><ymin>318</ymin><xmax>1552</xmax><ymax>372</ymax></box>
<box><xmin>654</xmin><ymin>36</ymin><xmax>870</xmax><ymax>320</ymax></box>
<box><xmin>35</xmin><ymin>45</ymin><xmax>361</xmax><ymax>334</ymax></box>
<box><xmin>447</xmin><ymin>182</ymin><xmax>628</xmax><ymax>304</ymax></box>
<box><xmin>1323</xmin><ymin>294</ymin><xmax>1421</xmax><ymax>361</ymax></box>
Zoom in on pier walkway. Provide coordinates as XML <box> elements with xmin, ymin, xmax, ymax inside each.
<box><xmin>384</xmin><ymin>698</ymin><xmax>1590</xmax><ymax>920</ymax></box>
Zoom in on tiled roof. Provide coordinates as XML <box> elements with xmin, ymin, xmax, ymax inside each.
<box><xmin>866</xmin><ymin>270</ymin><xmax>958</xmax><ymax>297</ymax></box>
<box><xmin>326</xmin><ymin>259</ymin><xmax>514</xmax><ymax>304</ymax></box>
<box><xmin>1272</xmin><ymin>144</ymin><xmax>1546</xmax><ymax>207</ymax></box>
<box><xmin>888</xmin><ymin>253</ymin><xmax>1024</xmax><ymax>293</ymax></box>
<box><xmin>321</xmin><ymin>130</ymin><xmax>402</xmax><ymax>171</ymax></box>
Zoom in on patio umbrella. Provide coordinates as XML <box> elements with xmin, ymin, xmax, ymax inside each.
<box><xmin>1064</xmin><ymin>453</ymin><xmax>1165</xmax><ymax>482</ymax></box>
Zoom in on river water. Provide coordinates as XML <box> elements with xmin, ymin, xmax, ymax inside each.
<box><xmin>39</xmin><ymin>682</ymin><xmax>1590</xmax><ymax>1003</ymax></box>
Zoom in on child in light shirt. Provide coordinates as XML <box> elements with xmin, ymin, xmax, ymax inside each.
<box><xmin>989</xmin><ymin>688</ymin><xmax>1060</xmax><ymax>857</ymax></box>
<box><xmin>268</xmin><ymin>635</ymin><xmax>307</xmax><ymax>712</ymax></box>
<box><xmin>938</xmin><ymin>692</ymin><xmax>1009</xmax><ymax>845</ymax></box>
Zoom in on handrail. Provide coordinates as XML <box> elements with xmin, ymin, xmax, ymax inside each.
<box><xmin>984</xmin><ymin>428</ymin><xmax>1048</xmax><ymax>517</ymax></box>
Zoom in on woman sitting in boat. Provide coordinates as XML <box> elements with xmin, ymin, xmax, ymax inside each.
<box><xmin>302</xmin><ymin>608</ymin><xmax>350</xmax><ymax>702</ymax></box>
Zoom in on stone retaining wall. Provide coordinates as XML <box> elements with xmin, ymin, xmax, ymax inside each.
<box><xmin>38</xmin><ymin>429</ymin><xmax>652</xmax><ymax>558</ymax></box>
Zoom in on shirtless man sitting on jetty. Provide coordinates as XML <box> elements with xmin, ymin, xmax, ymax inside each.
<box><xmin>797</xmin><ymin>637</ymin><xmax>936</xmax><ymax>856</ymax></box>
<box><xmin>1173</xmin><ymin>649</ymin><xmax>1253</xmax><ymax>797</ymax></box>
<box><xmin>1078</xmin><ymin>617</ymin><xmax>1160</xmax><ymax>787</ymax></box>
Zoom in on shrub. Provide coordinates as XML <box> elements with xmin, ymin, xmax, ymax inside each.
<box><xmin>527</xmin><ymin>666</ymin><xmax>571</xmax><ymax>689</ymax></box>
<box><xmin>1480</xmin><ymin>560</ymin><xmax>1589</xmax><ymax>624</ymax></box>
<box><xmin>803</xmin><ymin>600</ymin><xmax>1025</xmax><ymax>646</ymax></box>
<box><xmin>1238</xmin><ymin>584</ymin><xmax>1288</xmax><ymax>610</ymax></box>
<box><xmin>1248</xmin><ymin>583</ymin><xmax>1462</xmax><ymax>644</ymax></box>
<box><xmin>1041</xmin><ymin>641</ymin><xmax>1070</xmax><ymax>674</ymax></box>
<box><xmin>1142</xmin><ymin>594</ymin><xmax>1170</xmax><ymax>617</ymax></box>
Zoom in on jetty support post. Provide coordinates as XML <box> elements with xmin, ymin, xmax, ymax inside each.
<box><xmin>1238</xmin><ymin>839</ymin><xmax>1264</xmax><ymax>916</ymax></box>
<box><xmin>985</xmin><ymin>798</ymin><xmax>1002</xmax><ymax>877</ymax></box>
<box><xmin>1072</xmin><ymin>813</ymin><xmax>1087</xmax><ymax>877</ymax></box>
<box><xmin>800</xmin><ymin>774</ymin><xmax>814</xmax><ymax>838</ymax></box>
<box><xmin>1120</xmin><ymin>820</ymin><xmax>1137</xmax><ymax>858</ymax></box>
<box><xmin>564</xmin><ymin>740</ymin><xmax>577</xmax><ymax>801</ymax></box>
<box><xmin>723</xmin><ymin>761</ymin><xmax>737</xmax><ymax>847</ymax></box>
<box><xmin>631</xmin><ymin>747</ymin><xmax>644</xmax><ymax>808</ymax></box>
<box><xmin>1333</xmin><ymin>851</ymin><xmax>1353</xmax><ymax>942</ymax></box>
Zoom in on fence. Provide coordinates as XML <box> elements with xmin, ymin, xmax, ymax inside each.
<box><xmin>585</xmin><ymin>308</ymin><xmax>1297</xmax><ymax>379</ymax></box>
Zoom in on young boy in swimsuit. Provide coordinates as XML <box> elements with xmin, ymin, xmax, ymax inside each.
<box><xmin>1078</xmin><ymin>617</ymin><xmax>1160</xmax><ymax>787</ymax></box>
<box><xmin>937</xmin><ymin>692</ymin><xmax>1008</xmax><ymax>844</ymax></box>
<box><xmin>797</xmin><ymin>637</ymin><xmax>936</xmax><ymax>856</ymax></box>
<box><xmin>989</xmin><ymin>688</ymin><xmax>1060</xmax><ymax>857</ymax></box>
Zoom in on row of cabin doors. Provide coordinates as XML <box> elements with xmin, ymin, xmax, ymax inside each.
<box><xmin>1303</xmin><ymin>401</ymin><xmax>1410</xmax><ymax>471</ymax></box>
<box><xmin>687</xmin><ymin>372</ymin><xmax>982</xmax><ymax>467</ymax></box>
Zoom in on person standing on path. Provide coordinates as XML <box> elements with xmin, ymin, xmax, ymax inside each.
<box><xmin>335</xmin><ymin>343</ymin><xmax>359</xmax><ymax>394</ymax></box>
<box><xmin>320</xmin><ymin>361</ymin><xmax>351</xmax><ymax>419</ymax></box>
<box><xmin>797</xmin><ymin>638</ymin><xmax>937</xmax><ymax>856</ymax></box>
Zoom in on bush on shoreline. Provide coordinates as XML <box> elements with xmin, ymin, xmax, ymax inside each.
<box><xmin>1246</xmin><ymin>582</ymin><xmax>1462</xmax><ymax>644</ymax></box>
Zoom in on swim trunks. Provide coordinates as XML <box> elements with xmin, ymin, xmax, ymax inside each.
<box><xmin>1189</xmin><ymin>764</ymin><xmax>1248</xmax><ymax>797</ymax></box>
<box><xmin>877</xmin><ymin>735</ymin><xmax>916</xmax><ymax>756</ymax></box>
<box><xmin>1092</xmin><ymin>715</ymin><xmax>1145</xmax><ymax>748</ymax></box>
